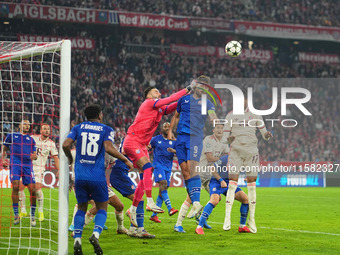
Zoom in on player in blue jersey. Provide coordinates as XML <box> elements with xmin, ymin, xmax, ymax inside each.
<box><xmin>63</xmin><ymin>104</ymin><xmax>133</xmax><ymax>255</ymax></box>
<box><xmin>110</xmin><ymin>139</ymin><xmax>155</xmax><ymax>239</ymax></box>
<box><xmin>167</xmin><ymin>75</ymin><xmax>218</xmax><ymax>233</ymax></box>
<box><xmin>2</xmin><ymin>120</ymin><xmax>38</xmax><ymax>227</ymax></box>
<box><xmin>195</xmin><ymin>154</ymin><xmax>251</xmax><ymax>234</ymax></box>
<box><xmin>149</xmin><ymin>122</ymin><xmax>178</xmax><ymax>223</ymax></box>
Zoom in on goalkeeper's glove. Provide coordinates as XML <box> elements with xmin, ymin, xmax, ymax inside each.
<box><xmin>186</xmin><ymin>79</ymin><xmax>197</xmax><ymax>92</ymax></box>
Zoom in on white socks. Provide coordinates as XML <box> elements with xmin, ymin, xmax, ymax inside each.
<box><xmin>247</xmin><ymin>182</ymin><xmax>256</xmax><ymax>220</ymax></box>
<box><xmin>130</xmin><ymin>205</ymin><xmax>137</xmax><ymax>213</ymax></box>
<box><xmin>176</xmin><ymin>200</ymin><xmax>190</xmax><ymax>226</ymax></box>
<box><xmin>115</xmin><ymin>210</ymin><xmax>124</xmax><ymax>230</ymax></box>
<box><xmin>193</xmin><ymin>201</ymin><xmax>200</xmax><ymax>208</ymax></box>
<box><xmin>36</xmin><ymin>189</ymin><xmax>44</xmax><ymax>213</ymax></box>
<box><xmin>225</xmin><ymin>181</ymin><xmax>238</xmax><ymax>219</ymax></box>
<box><xmin>74</xmin><ymin>237</ymin><xmax>81</xmax><ymax>245</ymax></box>
<box><xmin>146</xmin><ymin>197</ymin><xmax>154</xmax><ymax>205</ymax></box>
<box><xmin>93</xmin><ymin>232</ymin><xmax>100</xmax><ymax>239</ymax></box>
<box><xmin>19</xmin><ymin>190</ymin><xmax>26</xmax><ymax>213</ymax></box>
<box><xmin>84</xmin><ymin>212</ymin><xmax>94</xmax><ymax>226</ymax></box>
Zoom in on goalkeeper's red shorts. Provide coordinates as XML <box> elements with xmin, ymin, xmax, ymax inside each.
<box><xmin>123</xmin><ymin>135</ymin><xmax>149</xmax><ymax>168</ymax></box>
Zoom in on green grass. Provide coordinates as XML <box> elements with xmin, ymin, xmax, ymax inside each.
<box><xmin>1</xmin><ymin>187</ymin><xmax>340</xmax><ymax>254</ymax></box>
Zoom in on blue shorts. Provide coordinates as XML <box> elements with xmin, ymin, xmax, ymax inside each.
<box><xmin>209</xmin><ymin>178</ymin><xmax>242</xmax><ymax>196</ymax></box>
<box><xmin>10</xmin><ymin>163</ymin><xmax>35</xmax><ymax>185</ymax></box>
<box><xmin>176</xmin><ymin>134</ymin><xmax>203</xmax><ymax>165</ymax></box>
<box><xmin>153</xmin><ymin>167</ymin><xmax>171</xmax><ymax>185</ymax></box>
<box><xmin>75</xmin><ymin>180</ymin><xmax>108</xmax><ymax>204</ymax></box>
<box><xmin>110</xmin><ymin>173</ymin><xmax>136</xmax><ymax>197</ymax></box>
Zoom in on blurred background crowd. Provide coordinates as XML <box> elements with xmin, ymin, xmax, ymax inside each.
<box><xmin>1</xmin><ymin>0</ymin><xmax>339</xmax><ymax>162</ymax></box>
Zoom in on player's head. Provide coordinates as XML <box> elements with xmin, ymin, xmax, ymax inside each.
<box><xmin>19</xmin><ymin>120</ymin><xmax>30</xmax><ymax>134</ymax></box>
<box><xmin>40</xmin><ymin>123</ymin><xmax>50</xmax><ymax>138</ymax></box>
<box><xmin>213</xmin><ymin>124</ymin><xmax>224</xmax><ymax>138</ymax></box>
<box><xmin>194</xmin><ymin>75</ymin><xmax>210</xmax><ymax>98</ymax></box>
<box><xmin>162</xmin><ymin>122</ymin><xmax>170</xmax><ymax>136</ymax></box>
<box><xmin>144</xmin><ymin>86</ymin><xmax>161</xmax><ymax>100</ymax></box>
<box><xmin>84</xmin><ymin>104</ymin><xmax>103</xmax><ymax>122</ymax></box>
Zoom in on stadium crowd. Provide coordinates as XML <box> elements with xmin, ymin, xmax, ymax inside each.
<box><xmin>0</xmin><ymin>22</ymin><xmax>339</xmax><ymax>163</ymax></box>
<box><xmin>8</xmin><ymin>0</ymin><xmax>340</xmax><ymax>26</ymax></box>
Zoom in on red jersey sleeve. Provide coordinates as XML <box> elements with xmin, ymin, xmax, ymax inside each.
<box><xmin>153</xmin><ymin>89</ymin><xmax>187</xmax><ymax>109</ymax></box>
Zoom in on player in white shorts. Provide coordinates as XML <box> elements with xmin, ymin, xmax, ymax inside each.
<box><xmin>174</xmin><ymin>124</ymin><xmax>230</xmax><ymax>232</ymax></box>
<box><xmin>193</xmin><ymin>124</ymin><xmax>230</xmax><ymax>229</ymax></box>
<box><xmin>19</xmin><ymin>123</ymin><xmax>59</xmax><ymax>221</ymax></box>
<box><xmin>198</xmin><ymin>124</ymin><xmax>229</xmax><ymax>193</ymax></box>
<box><xmin>221</xmin><ymin>96</ymin><xmax>272</xmax><ymax>233</ymax></box>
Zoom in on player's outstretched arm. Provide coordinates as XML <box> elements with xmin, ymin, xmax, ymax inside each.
<box><xmin>167</xmin><ymin>111</ymin><xmax>180</xmax><ymax>140</ymax></box>
<box><xmin>104</xmin><ymin>141</ymin><xmax>134</xmax><ymax>171</ymax></box>
<box><xmin>62</xmin><ymin>138</ymin><xmax>74</xmax><ymax>165</ymax></box>
<box><xmin>153</xmin><ymin>79</ymin><xmax>197</xmax><ymax>109</ymax></box>
<box><xmin>163</xmin><ymin>102</ymin><xmax>178</xmax><ymax>115</ymax></box>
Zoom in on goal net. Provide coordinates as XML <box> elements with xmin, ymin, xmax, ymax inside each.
<box><xmin>0</xmin><ymin>40</ymin><xmax>71</xmax><ymax>254</ymax></box>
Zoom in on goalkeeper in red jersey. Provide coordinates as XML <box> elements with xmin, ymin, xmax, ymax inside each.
<box><xmin>124</xmin><ymin>81</ymin><xmax>197</xmax><ymax>227</ymax></box>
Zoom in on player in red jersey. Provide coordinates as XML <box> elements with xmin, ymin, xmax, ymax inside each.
<box><xmin>124</xmin><ymin>81</ymin><xmax>197</xmax><ymax>227</ymax></box>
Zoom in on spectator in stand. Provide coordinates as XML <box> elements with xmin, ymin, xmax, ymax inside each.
<box><xmin>8</xmin><ymin>0</ymin><xmax>340</xmax><ymax>26</ymax></box>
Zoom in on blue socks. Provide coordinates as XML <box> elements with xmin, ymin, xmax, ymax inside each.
<box><xmin>198</xmin><ymin>202</ymin><xmax>215</xmax><ymax>228</ymax></box>
<box><xmin>161</xmin><ymin>190</ymin><xmax>172</xmax><ymax>212</ymax></box>
<box><xmin>13</xmin><ymin>203</ymin><xmax>19</xmax><ymax>216</ymax></box>
<box><xmin>137</xmin><ymin>201</ymin><xmax>144</xmax><ymax>228</ymax></box>
<box><xmin>151</xmin><ymin>189</ymin><xmax>172</xmax><ymax>217</ymax></box>
<box><xmin>240</xmin><ymin>203</ymin><xmax>249</xmax><ymax>226</ymax></box>
<box><xmin>74</xmin><ymin>210</ymin><xmax>86</xmax><ymax>239</ymax></box>
<box><xmin>31</xmin><ymin>204</ymin><xmax>36</xmax><ymax>217</ymax></box>
<box><xmin>93</xmin><ymin>209</ymin><xmax>107</xmax><ymax>236</ymax></box>
<box><xmin>185</xmin><ymin>176</ymin><xmax>201</xmax><ymax>203</ymax></box>
<box><xmin>151</xmin><ymin>196</ymin><xmax>163</xmax><ymax>217</ymax></box>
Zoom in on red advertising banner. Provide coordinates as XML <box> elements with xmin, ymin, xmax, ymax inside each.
<box><xmin>234</xmin><ymin>21</ymin><xmax>340</xmax><ymax>42</ymax></box>
<box><xmin>170</xmin><ymin>44</ymin><xmax>273</xmax><ymax>63</ymax></box>
<box><xmin>118</xmin><ymin>12</ymin><xmax>189</xmax><ymax>31</ymax></box>
<box><xmin>298</xmin><ymin>52</ymin><xmax>339</xmax><ymax>64</ymax></box>
<box><xmin>17</xmin><ymin>34</ymin><xmax>95</xmax><ymax>50</ymax></box>
<box><xmin>170</xmin><ymin>44</ymin><xmax>217</xmax><ymax>56</ymax></box>
<box><xmin>190</xmin><ymin>18</ymin><xmax>230</xmax><ymax>30</ymax></box>
<box><xmin>0</xmin><ymin>3</ymin><xmax>118</xmax><ymax>24</ymax></box>
<box><xmin>217</xmin><ymin>47</ymin><xmax>273</xmax><ymax>63</ymax></box>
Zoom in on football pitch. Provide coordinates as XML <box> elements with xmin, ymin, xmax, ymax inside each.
<box><xmin>0</xmin><ymin>187</ymin><xmax>340</xmax><ymax>254</ymax></box>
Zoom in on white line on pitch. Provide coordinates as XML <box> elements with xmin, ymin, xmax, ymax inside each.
<box><xmin>207</xmin><ymin>221</ymin><xmax>340</xmax><ymax>236</ymax></box>
<box><xmin>108</xmin><ymin>211</ymin><xmax>340</xmax><ymax>236</ymax></box>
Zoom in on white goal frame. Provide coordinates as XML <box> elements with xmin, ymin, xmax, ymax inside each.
<box><xmin>0</xmin><ymin>40</ymin><xmax>71</xmax><ymax>255</ymax></box>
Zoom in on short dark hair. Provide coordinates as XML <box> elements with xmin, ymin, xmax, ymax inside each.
<box><xmin>197</xmin><ymin>75</ymin><xmax>210</xmax><ymax>86</ymax></box>
<box><xmin>84</xmin><ymin>104</ymin><xmax>102</xmax><ymax>120</ymax></box>
<box><xmin>144</xmin><ymin>86</ymin><xmax>156</xmax><ymax>99</ymax></box>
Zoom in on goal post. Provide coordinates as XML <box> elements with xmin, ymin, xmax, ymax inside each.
<box><xmin>58</xmin><ymin>40</ymin><xmax>71</xmax><ymax>255</ymax></box>
<box><xmin>0</xmin><ymin>40</ymin><xmax>71</xmax><ymax>254</ymax></box>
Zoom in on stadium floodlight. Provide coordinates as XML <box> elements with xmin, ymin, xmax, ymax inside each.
<box><xmin>0</xmin><ymin>40</ymin><xmax>71</xmax><ymax>255</ymax></box>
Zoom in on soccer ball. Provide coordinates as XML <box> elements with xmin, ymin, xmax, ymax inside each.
<box><xmin>225</xmin><ymin>41</ymin><xmax>242</xmax><ymax>57</ymax></box>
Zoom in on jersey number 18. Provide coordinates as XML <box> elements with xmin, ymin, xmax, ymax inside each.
<box><xmin>81</xmin><ymin>132</ymin><xmax>100</xmax><ymax>156</ymax></box>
